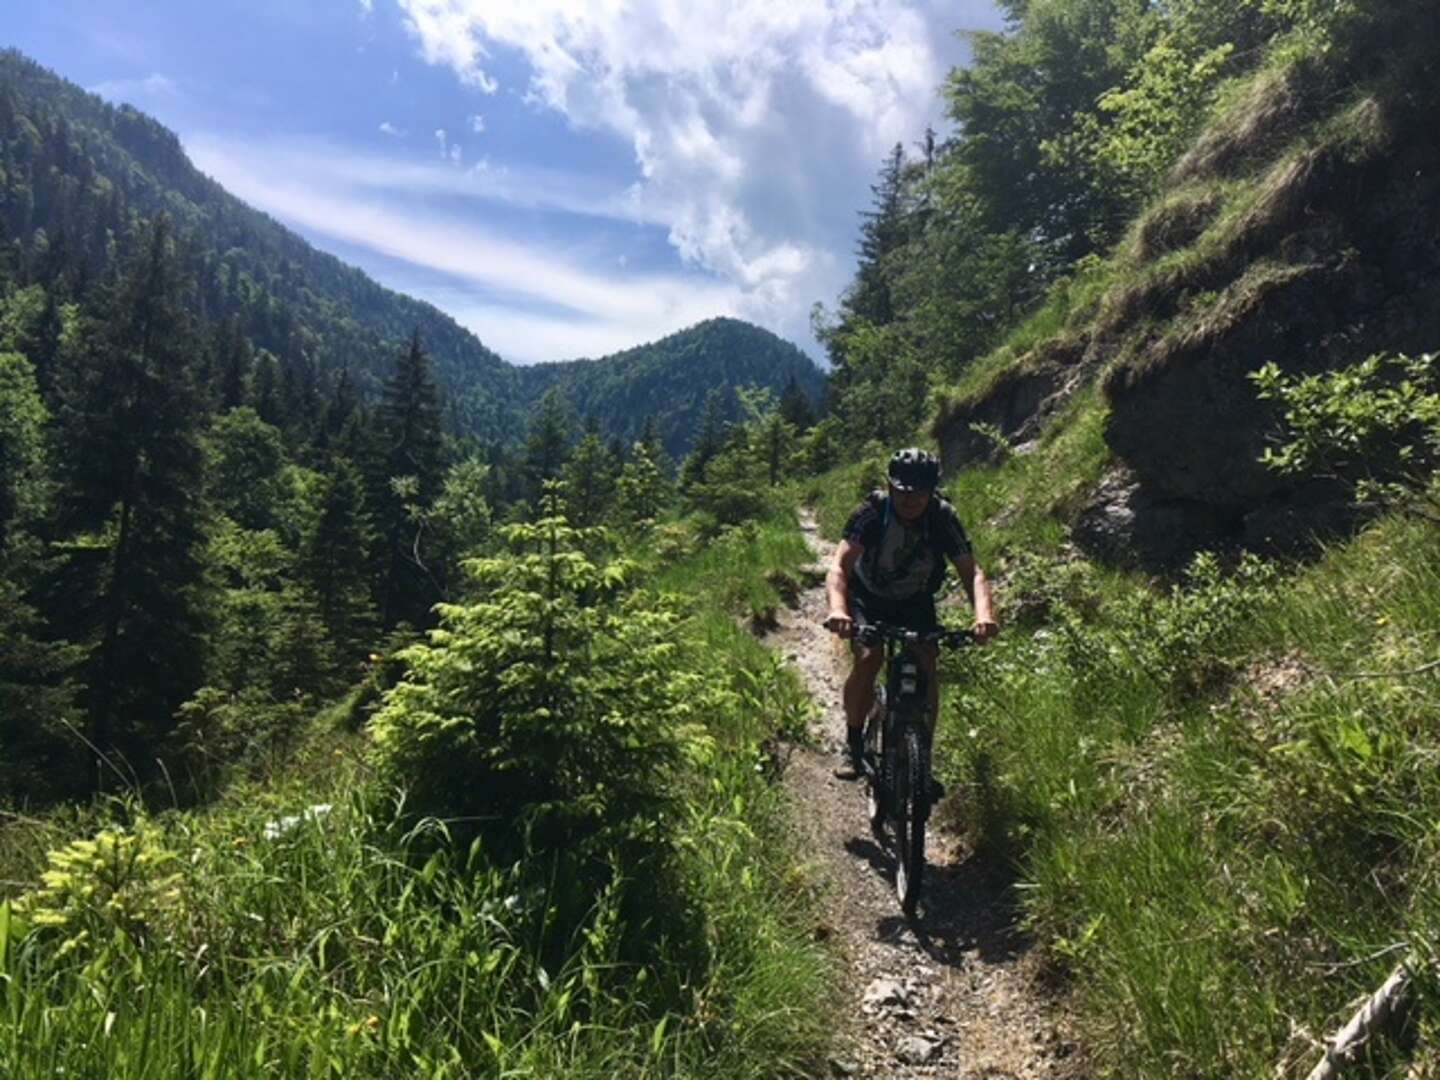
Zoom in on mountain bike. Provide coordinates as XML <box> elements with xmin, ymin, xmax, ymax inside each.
<box><xmin>853</xmin><ymin>622</ymin><xmax>975</xmax><ymax>916</ymax></box>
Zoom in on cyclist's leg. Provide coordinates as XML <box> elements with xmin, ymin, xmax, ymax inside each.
<box><xmin>844</xmin><ymin>644</ymin><xmax>884</xmax><ymax>734</ymax></box>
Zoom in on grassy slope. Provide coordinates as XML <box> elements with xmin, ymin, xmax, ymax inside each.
<box><xmin>806</xmin><ymin>32</ymin><xmax>1440</xmax><ymax>1056</ymax></box>
<box><xmin>0</xmin><ymin>514</ymin><xmax>831</xmax><ymax>1078</ymax></box>
<box><xmin>812</xmin><ymin>410</ymin><xmax>1440</xmax><ymax>1074</ymax></box>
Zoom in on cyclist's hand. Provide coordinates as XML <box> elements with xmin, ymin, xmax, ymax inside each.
<box><xmin>823</xmin><ymin>614</ymin><xmax>855</xmax><ymax>639</ymax></box>
<box><xmin>973</xmin><ymin>618</ymin><xmax>999</xmax><ymax>644</ymax></box>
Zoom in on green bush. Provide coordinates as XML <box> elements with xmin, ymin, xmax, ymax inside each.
<box><xmin>369</xmin><ymin>497</ymin><xmax>713</xmax><ymax>852</ymax></box>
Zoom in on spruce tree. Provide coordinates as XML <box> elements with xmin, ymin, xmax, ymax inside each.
<box><xmin>523</xmin><ymin>387</ymin><xmax>572</xmax><ymax>506</ymax></box>
<box><xmin>778</xmin><ymin>374</ymin><xmax>815</xmax><ymax>431</ymax></box>
<box><xmin>301</xmin><ymin>456</ymin><xmax>377</xmax><ymax>680</ymax></box>
<box><xmin>679</xmin><ymin>387</ymin><xmax>729</xmax><ymax>492</ymax></box>
<box><xmin>848</xmin><ymin>143</ymin><xmax>908</xmax><ymax>327</ymax></box>
<box><xmin>374</xmin><ymin>331</ymin><xmax>443</xmax><ymax>629</ymax></box>
<box><xmin>58</xmin><ymin>217</ymin><xmax>211</xmax><ymax>760</ymax></box>
<box><xmin>562</xmin><ymin>431</ymin><xmax>620</xmax><ymax>528</ymax></box>
<box><xmin>0</xmin><ymin>350</ymin><xmax>81</xmax><ymax>799</ymax></box>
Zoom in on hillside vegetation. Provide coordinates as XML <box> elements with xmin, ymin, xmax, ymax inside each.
<box><xmin>810</xmin><ymin>0</ymin><xmax>1440</xmax><ymax>1073</ymax></box>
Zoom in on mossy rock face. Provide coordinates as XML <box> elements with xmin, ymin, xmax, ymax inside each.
<box><xmin>934</xmin><ymin>337</ymin><xmax>1087</xmax><ymax>475</ymax></box>
<box><xmin>1100</xmin><ymin>79</ymin><xmax>1440</xmax><ymax>518</ymax></box>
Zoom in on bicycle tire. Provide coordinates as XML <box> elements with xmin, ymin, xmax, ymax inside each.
<box><xmin>864</xmin><ymin>703</ymin><xmax>886</xmax><ymax>831</ymax></box>
<box><xmin>895</xmin><ymin>724</ymin><xmax>927</xmax><ymax>916</ymax></box>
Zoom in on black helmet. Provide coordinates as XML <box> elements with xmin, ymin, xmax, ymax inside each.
<box><xmin>887</xmin><ymin>447</ymin><xmax>940</xmax><ymax>492</ymax></box>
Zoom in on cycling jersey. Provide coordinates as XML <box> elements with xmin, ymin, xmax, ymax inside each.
<box><xmin>843</xmin><ymin>490</ymin><xmax>972</xmax><ymax>602</ymax></box>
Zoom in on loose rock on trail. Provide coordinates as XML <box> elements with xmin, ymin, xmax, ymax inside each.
<box><xmin>765</xmin><ymin>511</ymin><xmax>1081</xmax><ymax>1079</ymax></box>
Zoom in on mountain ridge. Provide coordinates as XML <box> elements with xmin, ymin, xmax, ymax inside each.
<box><xmin>0</xmin><ymin>48</ymin><xmax>823</xmax><ymax>454</ymax></box>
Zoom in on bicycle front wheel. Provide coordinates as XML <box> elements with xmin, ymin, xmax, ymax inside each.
<box><xmin>864</xmin><ymin>703</ymin><xmax>887</xmax><ymax>831</ymax></box>
<box><xmin>895</xmin><ymin>724</ymin><xmax>927</xmax><ymax>916</ymax></box>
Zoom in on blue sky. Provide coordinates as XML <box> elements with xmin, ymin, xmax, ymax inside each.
<box><xmin>7</xmin><ymin>0</ymin><xmax>1005</xmax><ymax>364</ymax></box>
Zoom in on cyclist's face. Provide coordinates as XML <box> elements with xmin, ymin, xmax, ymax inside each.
<box><xmin>889</xmin><ymin>485</ymin><xmax>931</xmax><ymax>521</ymax></box>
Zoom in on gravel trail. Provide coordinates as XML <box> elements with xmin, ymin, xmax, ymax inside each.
<box><xmin>767</xmin><ymin>511</ymin><xmax>1083</xmax><ymax>1079</ymax></box>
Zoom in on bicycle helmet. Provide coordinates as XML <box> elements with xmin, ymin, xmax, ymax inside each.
<box><xmin>887</xmin><ymin>447</ymin><xmax>940</xmax><ymax>492</ymax></box>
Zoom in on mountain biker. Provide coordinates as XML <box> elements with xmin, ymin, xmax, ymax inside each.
<box><xmin>823</xmin><ymin>447</ymin><xmax>998</xmax><ymax>780</ymax></box>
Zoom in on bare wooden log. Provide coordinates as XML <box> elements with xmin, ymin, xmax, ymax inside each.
<box><xmin>1305</xmin><ymin>960</ymin><xmax>1414</xmax><ymax>1080</ymax></box>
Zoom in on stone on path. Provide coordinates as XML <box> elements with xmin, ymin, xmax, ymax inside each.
<box><xmin>863</xmin><ymin>978</ymin><xmax>909</xmax><ymax>1009</ymax></box>
<box><xmin>896</xmin><ymin>1035</ymin><xmax>942</xmax><ymax>1065</ymax></box>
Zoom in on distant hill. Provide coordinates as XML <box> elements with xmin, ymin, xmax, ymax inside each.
<box><xmin>519</xmin><ymin>317</ymin><xmax>826</xmax><ymax>461</ymax></box>
<box><xmin>0</xmin><ymin>49</ymin><xmax>824</xmax><ymax>455</ymax></box>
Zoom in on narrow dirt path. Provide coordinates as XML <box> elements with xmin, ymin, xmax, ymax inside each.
<box><xmin>769</xmin><ymin>511</ymin><xmax>1081</xmax><ymax>1079</ymax></box>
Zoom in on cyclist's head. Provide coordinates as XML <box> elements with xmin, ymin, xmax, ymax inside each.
<box><xmin>887</xmin><ymin>447</ymin><xmax>940</xmax><ymax>494</ymax></box>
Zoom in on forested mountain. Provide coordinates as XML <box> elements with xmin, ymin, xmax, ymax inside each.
<box><xmin>0</xmin><ymin>48</ymin><xmax>823</xmax><ymax>454</ymax></box>
<box><xmin>517</xmin><ymin>317</ymin><xmax>825</xmax><ymax>462</ymax></box>
<box><xmin>0</xmin><ymin>45</ymin><xmax>829</xmax><ymax>806</ymax></box>
<box><xmin>0</xmin><ymin>48</ymin><xmax>519</xmax><ymax>436</ymax></box>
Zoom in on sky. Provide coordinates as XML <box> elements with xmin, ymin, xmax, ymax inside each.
<box><xmin>6</xmin><ymin>0</ymin><xmax>1005</xmax><ymax>364</ymax></box>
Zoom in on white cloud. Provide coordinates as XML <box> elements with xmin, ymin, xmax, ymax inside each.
<box><xmin>184</xmin><ymin>135</ymin><xmax>741</xmax><ymax>362</ymax></box>
<box><xmin>89</xmin><ymin>72</ymin><xmax>179</xmax><ymax>103</ymax></box>
<box><xmin>468</xmin><ymin>113</ymin><xmax>486</xmax><ymax>134</ymax></box>
<box><xmin>187</xmin><ymin>132</ymin><xmax>670</xmax><ymax>225</ymax></box>
<box><xmin>379</xmin><ymin>120</ymin><xmax>405</xmax><ymax>137</ymax></box>
<box><xmin>358</xmin><ymin>0</ymin><xmax>374</xmax><ymax>13</ymax></box>
<box><xmin>394</xmin><ymin>1</ymin><xmax>1001</xmax><ymax>349</ymax></box>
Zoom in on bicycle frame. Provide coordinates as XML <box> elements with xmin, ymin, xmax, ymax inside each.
<box><xmin>853</xmin><ymin>622</ymin><xmax>973</xmax><ymax>916</ymax></box>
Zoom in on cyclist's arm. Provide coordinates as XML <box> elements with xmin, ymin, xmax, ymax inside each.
<box><xmin>951</xmin><ymin>553</ymin><xmax>999</xmax><ymax>641</ymax></box>
<box><xmin>825</xmin><ymin>538</ymin><xmax>864</xmax><ymax>634</ymax></box>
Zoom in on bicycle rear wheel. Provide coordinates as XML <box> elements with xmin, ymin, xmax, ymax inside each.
<box><xmin>895</xmin><ymin>724</ymin><xmax>927</xmax><ymax>916</ymax></box>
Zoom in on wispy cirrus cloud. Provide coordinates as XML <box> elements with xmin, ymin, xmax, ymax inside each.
<box><xmin>185</xmin><ymin>132</ymin><xmax>669</xmax><ymax>226</ymax></box>
<box><xmin>185</xmin><ymin>133</ymin><xmax>741</xmax><ymax>363</ymax></box>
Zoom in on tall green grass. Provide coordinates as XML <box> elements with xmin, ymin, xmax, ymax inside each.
<box><xmin>923</xmin><ymin>451</ymin><xmax>1440</xmax><ymax>1075</ymax></box>
<box><xmin>0</xmin><ymin>511</ymin><xmax>832</xmax><ymax>1078</ymax></box>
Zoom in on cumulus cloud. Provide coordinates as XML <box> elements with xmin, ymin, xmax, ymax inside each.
<box><xmin>468</xmin><ymin>113</ymin><xmax>486</xmax><ymax>134</ymax></box>
<box><xmin>394</xmin><ymin>0</ymin><xmax>1001</xmax><ymax>344</ymax></box>
<box><xmin>379</xmin><ymin>120</ymin><xmax>405</xmax><ymax>137</ymax></box>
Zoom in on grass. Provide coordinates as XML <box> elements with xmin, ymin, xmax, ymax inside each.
<box><xmin>0</xmin><ymin>510</ymin><xmax>832</xmax><ymax>1079</ymax></box>
<box><xmin>914</xmin><ymin>442</ymin><xmax>1440</xmax><ymax>1075</ymax></box>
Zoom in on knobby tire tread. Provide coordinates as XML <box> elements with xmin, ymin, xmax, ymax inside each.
<box><xmin>897</xmin><ymin>724</ymin><xmax>926</xmax><ymax>916</ymax></box>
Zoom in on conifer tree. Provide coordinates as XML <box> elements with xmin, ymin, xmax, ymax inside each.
<box><xmin>562</xmin><ymin>431</ymin><xmax>620</xmax><ymax>528</ymax></box>
<box><xmin>249</xmin><ymin>349</ymin><xmax>284</xmax><ymax>429</ymax></box>
<box><xmin>778</xmin><ymin>374</ymin><xmax>815</xmax><ymax>432</ymax></box>
<box><xmin>0</xmin><ymin>350</ymin><xmax>80</xmax><ymax>798</ymax></box>
<box><xmin>847</xmin><ymin>143</ymin><xmax>908</xmax><ymax>327</ymax></box>
<box><xmin>214</xmin><ymin>316</ymin><xmax>250</xmax><ymax>412</ymax></box>
<box><xmin>301</xmin><ymin>456</ymin><xmax>377</xmax><ymax>678</ymax></box>
<box><xmin>679</xmin><ymin>387</ymin><xmax>729</xmax><ymax>492</ymax></box>
<box><xmin>374</xmin><ymin>331</ymin><xmax>443</xmax><ymax>629</ymax></box>
<box><xmin>615</xmin><ymin>439</ymin><xmax>670</xmax><ymax>527</ymax></box>
<box><xmin>58</xmin><ymin>217</ymin><xmax>210</xmax><ymax>759</ymax></box>
<box><xmin>523</xmin><ymin>387</ymin><xmax>572</xmax><ymax>505</ymax></box>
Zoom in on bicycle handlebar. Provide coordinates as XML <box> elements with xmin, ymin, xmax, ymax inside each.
<box><xmin>836</xmin><ymin>621</ymin><xmax>976</xmax><ymax>649</ymax></box>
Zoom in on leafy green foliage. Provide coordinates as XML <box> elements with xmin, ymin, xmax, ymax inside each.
<box><xmin>1253</xmin><ymin>352</ymin><xmax>1440</xmax><ymax>517</ymax></box>
<box><xmin>370</xmin><ymin>496</ymin><xmax>713</xmax><ymax>849</ymax></box>
<box><xmin>11</xmin><ymin>815</ymin><xmax>184</xmax><ymax>961</ymax></box>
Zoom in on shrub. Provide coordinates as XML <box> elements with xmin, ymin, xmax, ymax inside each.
<box><xmin>1253</xmin><ymin>351</ymin><xmax>1440</xmax><ymax>520</ymax></box>
<box><xmin>369</xmin><ymin>496</ymin><xmax>713</xmax><ymax>853</ymax></box>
